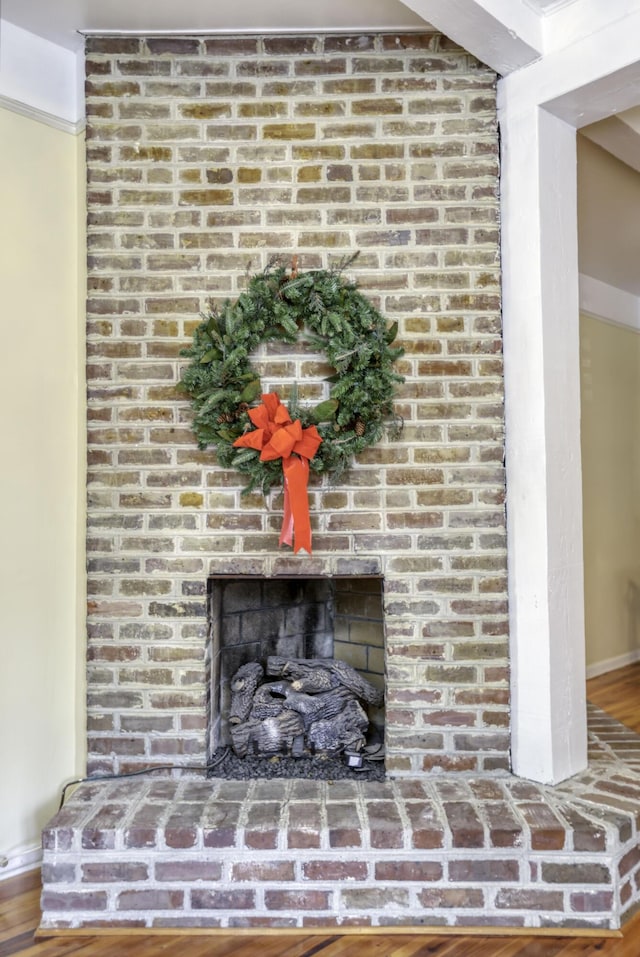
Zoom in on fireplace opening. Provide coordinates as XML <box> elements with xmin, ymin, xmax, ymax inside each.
<box><xmin>206</xmin><ymin>575</ymin><xmax>386</xmax><ymax>779</ymax></box>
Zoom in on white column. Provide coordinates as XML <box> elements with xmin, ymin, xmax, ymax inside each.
<box><xmin>500</xmin><ymin>101</ymin><xmax>587</xmax><ymax>783</ymax></box>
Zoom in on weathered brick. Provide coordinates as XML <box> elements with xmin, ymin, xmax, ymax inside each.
<box><xmin>204</xmin><ymin>38</ymin><xmax>258</xmax><ymax>56</ymax></box>
<box><xmin>178</xmin><ymin>189</ymin><xmax>233</xmax><ymax>206</ymax></box>
<box><xmin>327</xmin><ymin>803</ymin><xmax>362</xmax><ymax>848</ymax></box>
<box><xmin>82</xmin><ymin>863</ymin><xmax>148</xmax><ymax>882</ymax></box>
<box><xmin>233</xmin><ymin>861</ymin><xmax>296</xmax><ymax>882</ymax></box>
<box><xmin>449</xmin><ymin>859</ymin><xmax>519</xmax><ymax>882</ymax></box>
<box><xmin>352</xmin><ymin>97</ymin><xmax>403</xmax><ymax>114</ymax></box>
<box><xmin>303</xmin><ymin>861</ymin><xmax>368</xmax><ymax>881</ymax></box>
<box><xmin>570</xmin><ymin>891</ymin><xmax>615</xmax><ymax>912</ymax></box>
<box><xmin>237</xmin><ymin>60</ymin><xmax>290</xmax><ymax>78</ymax></box>
<box><xmin>353</xmin><ymin>57</ymin><xmax>404</xmax><ymax>74</ymax></box>
<box><xmin>419</xmin><ymin>888</ymin><xmax>484</xmax><ymax>908</ymax></box>
<box><xmin>86</xmin><ymin>80</ymin><xmax>140</xmax><ymax>98</ymax></box>
<box><xmin>496</xmin><ymin>889</ymin><xmax>564</xmax><ymax>911</ymax></box>
<box><xmin>41</xmin><ymin>891</ymin><xmax>109</xmax><ymax>912</ymax></box>
<box><xmin>375</xmin><ymin>861</ymin><xmax>442</xmax><ymax>881</ymax></box>
<box><xmin>262</xmin><ymin>122</ymin><xmax>315</xmax><ymax>140</ymax></box>
<box><xmin>296</xmin><ymin>101</ymin><xmax>345</xmax><ymax>118</ymax></box>
<box><xmin>265</xmin><ymin>890</ymin><xmax>330</xmax><ymax>910</ymax></box>
<box><xmin>341</xmin><ymin>887</ymin><xmax>409</xmax><ymax>910</ymax></box>
<box><xmin>42</xmin><ymin>862</ymin><xmax>77</xmax><ymax>883</ymax></box>
<box><xmin>82</xmin><ymin>30</ymin><xmax>508</xmax><ymax>795</ymax></box>
<box><xmin>541</xmin><ymin>863</ymin><xmax>611</xmax><ymax>885</ymax></box>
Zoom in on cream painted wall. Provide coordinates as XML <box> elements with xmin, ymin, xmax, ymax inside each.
<box><xmin>580</xmin><ymin>313</ymin><xmax>640</xmax><ymax>671</ymax></box>
<box><xmin>577</xmin><ymin>135</ymin><xmax>640</xmax><ymax>298</ymax></box>
<box><xmin>0</xmin><ymin>106</ymin><xmax>85</xmax><ymax>874</ymax></box>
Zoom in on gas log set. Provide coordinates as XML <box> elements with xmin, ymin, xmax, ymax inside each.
<box><xmin>228</xmin><ymin>656</ymin><xmax>383</xmax><ymax>762</ymax></box>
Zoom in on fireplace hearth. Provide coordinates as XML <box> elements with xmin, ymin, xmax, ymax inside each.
<box><xmin>40</xmin><ymin>707</ymin><xmax>640</xmax><ymax>931</ymax></box>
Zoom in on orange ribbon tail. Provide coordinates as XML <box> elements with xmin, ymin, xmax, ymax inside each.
<box><xmin>280</xmin><ymin>456</ymin><xmax>312</xmax><ymax>554</ymax></box>
<box><xmin>233</xmin><ymin>392</ymin><xmax>322</xmax><ymax>554</ymax></box>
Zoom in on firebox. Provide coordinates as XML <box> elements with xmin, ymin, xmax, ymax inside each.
<box><xmin>207</xmin><ymin>575</ymin><xmax>386</xmax><ymax>770</ymax></box>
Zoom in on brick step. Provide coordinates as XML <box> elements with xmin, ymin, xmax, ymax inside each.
<box><xmin>41</xmin><ymin>750</ymin><xmax>640</xmax><ymax>931</ymax></box>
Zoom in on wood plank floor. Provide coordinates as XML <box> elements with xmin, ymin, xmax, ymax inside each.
<box><xmin>2</xmin><ymin>664</ymin><xmax>640</xmax><ymax>957</ymax></box>
<box><xmin>585</xmin><ymin>661</ymin><xmax>640</xmax><ymax>734</ymax></box>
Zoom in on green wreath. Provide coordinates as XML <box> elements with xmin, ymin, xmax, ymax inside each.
<box><xmin>178</xmin><ymin>256</ymin><xmax>404</xmax><ymax>495</ymax></box>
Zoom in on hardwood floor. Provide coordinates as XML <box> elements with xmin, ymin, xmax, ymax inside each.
<box><xmin>586</xmin><ymin>661</ymin><xmax>640</xmax><ymax>734</ymax></box>
<box><xmin>2</xmin><ymin>875</ymin><xmax>640</xmax><ymax>957</ymax></box>
<box><xmin>2</xmin><ymin>664</ymin><xmax>639</xmax><ymax>957</ymax></box>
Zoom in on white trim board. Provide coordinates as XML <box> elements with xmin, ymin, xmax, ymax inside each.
<box><xmin>579</xmin><ymin>274</ymin><xmax>640</xmax><ymax>333</ymax></box>
<box><xmin>586</xmin><ymin>648</ymin><xmax>640</xmax><ymax>681</ymax></box>
<box><xmin>79</xmin><ymin>25</ymin><xmax>429</xmax><ymax>36</ymax></box>
<box><xmin>0</xmin><ymin>844</ymin><xmax>42</xmax><ymax>882</ymax></box>
<box><xmin>0</xmin><ymin>93</ymin><xmax>85</xmax><ymax>135</ymax></box>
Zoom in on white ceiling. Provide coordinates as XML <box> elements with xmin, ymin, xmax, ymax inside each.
<box><xmin>0</xmin><ymin>0</ymin><xmax>592</xmax><ymax>52</ymax></box>
<box><xmin>0</xmin><ymin>0</ymin><xmax>427</xmax><ymax>51</ymax></box>
<box><xmin>523</xmin><ymin>0</ymin><xmax>576</xmax><ymax>10</ymax></box>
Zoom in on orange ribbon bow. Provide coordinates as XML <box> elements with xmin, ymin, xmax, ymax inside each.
<box><xmin>233</xmin><ymin>392</ymin><xmax>322</xmax><ymax>554</ymax></box>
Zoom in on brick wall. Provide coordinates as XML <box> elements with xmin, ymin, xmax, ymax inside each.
<box><xmin>84</xmin><ymin>32</ymin><xmax>506</xmax><ymax>778</ymax></box>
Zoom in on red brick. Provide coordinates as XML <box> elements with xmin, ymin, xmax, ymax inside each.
<box><xmin>375</xmin><ymin>861</ymin><xmax>442</xmax><ymax>882</ymax></box>
<box><xmin>443</xmin><ymin>801</ymin><xmax>484</xmax><ymax>848</ymax></box>
<box><xmin>570</xmin><ymin>891</ymin><xmax>615</xmax><ymax>913</ymax></box>
<box><xmin>164</xmin><ymin>827</ymin><xmax>197</xmax><ymax>849</ymax></box>
<box><xmin>117</xmin><ymin>889</ymin><xmax>184</xmax><ymax>911</ymax></box>
<box><xmin>517</xmin><ymin>803</ymin><xmax>567</xmax><ymax>851</ymax></box>
<box><xmin>191</xmin><ymin>890</ymin><xmax>255</xmax><ymax>910</ymax></box>
<box><xmin>496</xmin><ymin>889</ymin><xmax>564</xmax><ymax>910</ymax></box>
<box><xmin>303</xmin><ymin>861</ymin><xmax>368</xmax><ymax>881</ymax></box>
<box><xmin>41</xmin><ymin>891</ymin><xmax>109</xmax><ymax>912</ymax></box>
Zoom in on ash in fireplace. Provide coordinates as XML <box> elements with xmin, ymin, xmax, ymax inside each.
<box><xmin>209</xmin><ymin>654</ymin><xmax>385</xmax><ymax>781</ymax></box>
<box><xmin>207</xmin><ymin>745</ymin><xmax>385</xmax><ymax>781</ymax></box>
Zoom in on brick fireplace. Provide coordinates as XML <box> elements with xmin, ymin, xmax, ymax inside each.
<box><xmin>83</xmin><ymin>29</ymin><xmax>508</xmax><ymax>782</ymax></box>
<box><xmin>37</xmin><ymin>30</ymin><xmax>640</xmax><ymax>933</ymax></box>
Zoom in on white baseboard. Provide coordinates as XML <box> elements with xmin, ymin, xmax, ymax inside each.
<box><xmin>0</xmin><ymin>844</ymin><xmax>42</xmax><ymax>881</ymax></box>
<box><xmin>586</xmin><ymin>648</ymin><xmax>640</xmax><ymax>680</ymax></box>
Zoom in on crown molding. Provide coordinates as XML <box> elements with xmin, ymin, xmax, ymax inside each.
<box><xmin>0</xmin><ymin>93</ymin><xmax>85</xmax><ymax>135</ymax></box>
<box><xmin>579</xmin><ymin>273</ymin><xmax>640</xmax><ymax>332</ymax></box>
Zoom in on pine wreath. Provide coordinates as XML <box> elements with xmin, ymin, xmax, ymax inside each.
<box><xmin>179</xmin><ymin>255</ymin><xmax>404</xmax><ymax>496</ymax></box>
